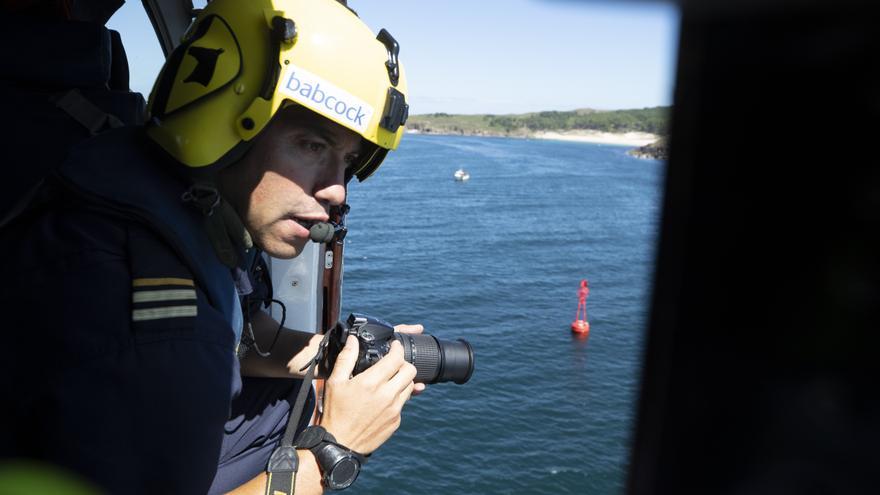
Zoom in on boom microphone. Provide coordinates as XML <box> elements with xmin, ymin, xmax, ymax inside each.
<box><xmin>309</xmin><ymin>222</ymin><xmax>335</xmax><ymax>243</ymax></box>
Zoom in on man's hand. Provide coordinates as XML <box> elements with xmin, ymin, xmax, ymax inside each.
<box><xmin>393</xmin><ymin>323</ymin><xmax>428</xmax><ymax>395</ymax></box>
<box><xmin>320</xmin><ymin>336</ymin><xmax>416</xmax><ymax>454</ymax></box>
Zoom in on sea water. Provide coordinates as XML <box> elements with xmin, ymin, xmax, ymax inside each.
<box><xmin>340</xmin><ymin>134</ymin><xmax>664</xmax><ymax>494</ymax></box>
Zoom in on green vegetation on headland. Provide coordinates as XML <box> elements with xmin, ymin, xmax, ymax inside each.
<box><xmin>407</xmin><ymin>106</ymin><xmax>669</xmax><ymax>136</ymax></box>
<box><xmin>407</xmin><ymin>106</ymin><xmax>670</xmax><ymax>159</ymax></box>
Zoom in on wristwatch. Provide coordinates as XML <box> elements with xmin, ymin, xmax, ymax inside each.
<box><xmin>294</xmin><ymin>426</ymin><xmax>367</xmax><ymax>490</ymax></box>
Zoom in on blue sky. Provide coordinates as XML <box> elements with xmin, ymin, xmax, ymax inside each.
<box><xmin>108</xmin><ymin>0</ymin><xmax>679</xmax><ymax>115</ymax></box>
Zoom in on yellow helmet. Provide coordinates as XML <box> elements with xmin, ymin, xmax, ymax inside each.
<box><xmin>146</xmin><ymin>0</ymin><xmax>408</xmax><ymax>181</ymax></box>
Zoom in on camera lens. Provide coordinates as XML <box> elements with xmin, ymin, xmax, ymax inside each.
<box><xmin>395</xmin><ymin>333</ymin><xmax>475</xmax><ymax>384</ymax></box>
<box><xmin>441</xmin><ymin>338</ymin><xmax>475</xmax><ymax>384</ymax></box>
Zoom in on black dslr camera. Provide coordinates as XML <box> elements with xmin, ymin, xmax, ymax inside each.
<box><xmin>324</xmin><ymin>313</ymin><xmax>474</xmax><ymax>384</ymax></box>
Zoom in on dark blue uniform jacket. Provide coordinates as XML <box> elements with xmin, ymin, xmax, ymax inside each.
<box><xmin>0</xmin><ymin>127</ymin><xmax>245</xmax><ymax>493</ymax></box>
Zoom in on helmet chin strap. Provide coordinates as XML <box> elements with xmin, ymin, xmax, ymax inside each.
<box><xmin>181</xmin><ymin>182</ymin><xmax>253</xmax><ymax>268</ymax></box>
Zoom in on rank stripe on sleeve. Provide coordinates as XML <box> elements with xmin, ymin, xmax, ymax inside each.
<box><xmin>132</xmin><ymin>306</ymin><xmax>198</xmax><ymax>321</ymax></box>
<box><xmin>132</xmin><ymin>277</ymin><xmax>195</xmax><ymax>287</ymax></box>
<box><xmin>132</xmin><ymin>289</ymin><xmax>197</xmax><ymax>304</ymax></box>
<box><xmin>131</xmin><ymin>278</ymin><xmax>198</xmax><ymax>322</ymax></box>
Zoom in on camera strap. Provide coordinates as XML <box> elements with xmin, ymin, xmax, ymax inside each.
<box><xmin>265</xmin><ymin>331</ymin><xmax>334</xmax><ymax>495</ymax></box>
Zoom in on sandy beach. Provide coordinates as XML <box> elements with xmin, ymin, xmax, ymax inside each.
<box><xmin>405</xmin><ymin>128</ymin><xmax>660</xmax><ymax>147</ymax></box>
<box><xmin>532</xmin><ymin>130</ymin><xmax>659</xmax><ymax>146</ymax></box>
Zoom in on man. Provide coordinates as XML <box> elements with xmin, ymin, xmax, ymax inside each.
<box><xmin>0</xmin><ymin>0</ymin><xmax>415</xmax><ymax>493</ymax></box>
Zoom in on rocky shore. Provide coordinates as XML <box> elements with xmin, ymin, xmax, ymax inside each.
<box><xmin>627</xmin><ymin>137</ymin><xmax>668</xmax><ymax>160</ymax></box>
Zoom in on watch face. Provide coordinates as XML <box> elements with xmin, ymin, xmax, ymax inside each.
<box><xmin>327</xmin><ymin>457</ymin><xmax>360</xmax><ymax>490</ymax></box>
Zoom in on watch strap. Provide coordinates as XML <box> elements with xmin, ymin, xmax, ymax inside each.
<box><xmin>311</xmin><ymin>441</ymin><xmax>364</xmax><ymax>490</ymax></box>
<box><xmin>294</xmin><ymin>425</ymin><xmax>335</xmax><ymax>450</ymax></box>
<box><xmin>295</xmin><ymin>425</ymin><xmax>366</xmax><ymax>464</ymax></box>
<box><xmin>295</xmin><ymin>428</ymin><xmax>367</xmax><ymax>490</ymax></box>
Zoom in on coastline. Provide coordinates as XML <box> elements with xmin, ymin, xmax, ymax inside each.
<box><xmin>405</xmin><ymin>129</ymin><xmax>659</xmax><ymax>147</ymax></box>
<box><xmin>532</xmin><ymin>130</ymin><xmax>658</xmax><ymax>147</ymax></box>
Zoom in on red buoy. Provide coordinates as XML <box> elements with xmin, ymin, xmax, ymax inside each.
<box><xmin>571</xmin><ymin>279</ymin><xmax>590</xmax><ymax>335</ymax></box>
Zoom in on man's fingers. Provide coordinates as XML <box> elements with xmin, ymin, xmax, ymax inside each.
<box><xmin>329</xmin><ymin>335</ymin><xmax>359</xmax><ymax>380</ymax></box>
<box><xmin>358</xmin><ymin>340</ymin><xmax>405</xmax><ymax>381</ymax></box>
<box><xmin>412</xmin><ymin>383</ymin><xmax>426</xmax><ymax>396</ymax></box>
<box><xmin>388</xmin><ymin>361</ymin><xmax>418</xmax><ymax>394</ymax></box>
<box><xmin>394</xmin><ymin>323</ymin><xmax>424</xmax><ymax>335</ymax></box>
<box><xmin>394</xmin><ymin>381</ymin><xmax>416</xmax><ymax>410</ymax></box>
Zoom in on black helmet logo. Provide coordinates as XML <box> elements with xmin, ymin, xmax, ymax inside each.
<box><xmin>150</xmin><ymin>15</ymin><xmax>242</xmax><ymax>118</ymax></box>
<box><xmin>183</xmin><ymin>47</ymin><xmax>226</xmax><ymax>87</ymax></box>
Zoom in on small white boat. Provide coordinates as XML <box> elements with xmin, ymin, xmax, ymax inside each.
<box><xmin>454</xmin><ymin>168</ymin><xmax>471</xmax><ymax>181</ymax></box>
